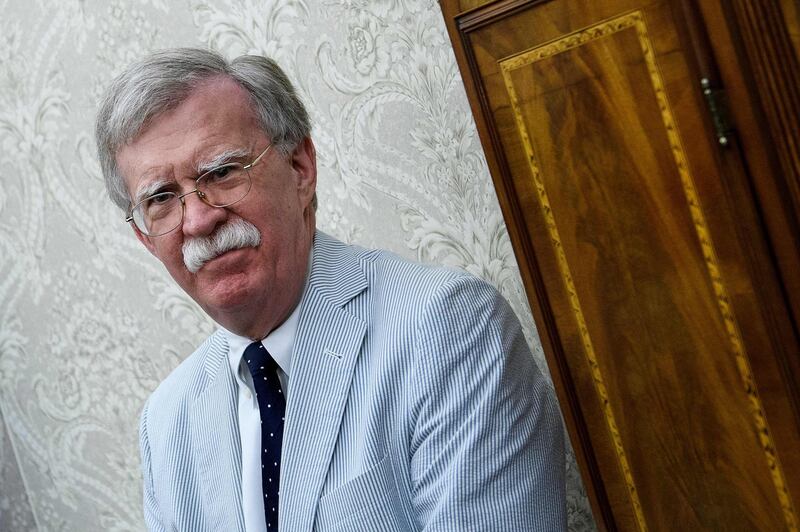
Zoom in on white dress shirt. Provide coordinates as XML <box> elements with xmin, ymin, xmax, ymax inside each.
<box><xmin>223</xmin><ymin>272</ymin><xmax>308</xmax><ymax>532</ymax></box>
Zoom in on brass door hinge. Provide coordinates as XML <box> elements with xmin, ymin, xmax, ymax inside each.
<box><xmin>701</xmin><ymin>78</ymin><xmax>734</xmax><ymax>147</ymax></box>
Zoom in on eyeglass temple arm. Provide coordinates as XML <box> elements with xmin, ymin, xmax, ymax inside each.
<box><xmin>245</xmin><ymin>144</ymin><xmax>272</xmax><ymax>170</ymax></box>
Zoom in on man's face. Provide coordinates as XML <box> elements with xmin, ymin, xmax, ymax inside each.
<box><xmin>116</xmin><ymin>77</ymin><xmax>317</xmax><ymax>338</ymax></box>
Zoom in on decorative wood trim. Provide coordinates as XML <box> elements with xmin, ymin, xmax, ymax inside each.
<box><xmin>442</xmin><ymin>0</ymin><xmax>800</xmax><ymax>529</ymax></box>
<box><xmin>681</xmin><ymin>0</ymin><xmax>800</xmax><ymax>500</ymax></box>
<box><xmin>457</xmin><ymin>0</ymin><xmax>542</xmax><ymax>32</ymax></box>
<box><xmin>439</xmin><ymin>1</ymin><xmax>617</xmax><ymax>529</ymax></box>
<box><xmin>500</xmin><ymin>13</ymin><xmax>650</xmax><ymax>531</ymax></box>
<box><xmin>697</xmin><ymin>0</ymin><xmax>800</xmax><ymax>455</ymax></box>
<box><xmin>501</xmin><ymin>8</ymin><xmax>797</xmax><ymax>528</ymax></box>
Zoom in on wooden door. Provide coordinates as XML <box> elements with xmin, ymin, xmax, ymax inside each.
<box><xmin>441</xmin><ymin>0</ymin><xmax>800</xmax><ymax>530</ymax></box>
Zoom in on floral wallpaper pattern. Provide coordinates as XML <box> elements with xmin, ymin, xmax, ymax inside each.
<box><xmin>0</xmin><ymin>0</ymin><xmax>595</xmax><ymax>530</ymax></box>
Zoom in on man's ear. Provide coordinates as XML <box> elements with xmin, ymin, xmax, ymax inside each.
<box><xmin>291</xmin><ymin>137</ymin><xmax>317</xmax><ymax>209</ymax></box>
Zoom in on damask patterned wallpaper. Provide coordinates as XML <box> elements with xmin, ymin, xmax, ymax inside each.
<box><xmin>0</xmin><ymin>0</ymin><xmax>595</xmax><ymax>530</ymax></box>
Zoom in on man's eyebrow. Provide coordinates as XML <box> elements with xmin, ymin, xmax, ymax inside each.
<box><xmin>196</xmin><ymin>147</ymin><xmax>250</xmax><ymax>174</ymax></box>
<box><xmin>133</xmin><ymin>178</ymin><xmax>172</xmax><ymax>205</ymax></box>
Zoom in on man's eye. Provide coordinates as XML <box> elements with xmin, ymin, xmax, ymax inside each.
<box><xmin>206</xmin><ymin>165</ymin><xmax>235</xmax><ymax>182</ymax></box>
<box><xmin>142</xmin><ymin>193</ymin><xmax>176</xmax><ymax>217</ymax></box>
<box><xmin>147</xmin><ymin>193</ymin><xmax>173</xmax><ymax>206</ymax></box>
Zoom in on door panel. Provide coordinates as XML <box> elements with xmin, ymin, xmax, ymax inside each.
<box><xmin>442</xmin><ymin>0</ymin><xmax>800</xmax><ymax>529</ymax></box>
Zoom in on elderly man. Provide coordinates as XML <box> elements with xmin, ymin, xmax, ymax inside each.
<box><xmin>96</xmin><ymin>48</ymin><xmax>566</xmax><ymax>531</ymax></box>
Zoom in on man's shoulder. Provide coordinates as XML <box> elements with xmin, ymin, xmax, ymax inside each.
<box><xmin>316</xmin><ymin>230</ymin><xmax>476</xmax><ymax>297</ymax></box>
<box><xmin>365</xmin><ymin>247</ymin><xmax>507</xmax><ymax>316</ymax></box>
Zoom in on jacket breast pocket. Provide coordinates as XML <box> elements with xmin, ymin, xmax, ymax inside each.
<box><xmin>315</xmin><ymin>454</ymin><xmax>415</xmax><ymax>532</ymax></box>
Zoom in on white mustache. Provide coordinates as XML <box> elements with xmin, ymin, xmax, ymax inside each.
<box><xmin>182</xmin><ymin>219</ymin><xmax>261</xmax><ymax>273</ymax></box>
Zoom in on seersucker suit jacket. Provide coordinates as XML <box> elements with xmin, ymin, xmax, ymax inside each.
<box><xmin>139</xmin><ymin>230</ymin><xmax>566</xmax><ymax>531</ymax></box>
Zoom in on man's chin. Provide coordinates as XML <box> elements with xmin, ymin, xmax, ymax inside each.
<box><xmin>193</xmin><ymin>268</ymin><xmax>256</xmax><ymax>314</ymax></box>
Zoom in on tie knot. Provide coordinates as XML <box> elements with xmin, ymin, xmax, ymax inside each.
<box><xmin>243</xmin><ymin>341</ymin><xmax>277</xmax><ymax>377</ymax></box>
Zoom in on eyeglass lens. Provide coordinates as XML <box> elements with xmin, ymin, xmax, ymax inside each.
<box><xmin>131</xmin><ymin>163</ymin><xmax>252</xmax><ymax>236</ymax></box>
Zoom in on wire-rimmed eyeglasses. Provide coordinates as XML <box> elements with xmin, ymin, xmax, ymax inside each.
<box><xmin>126</xmin><ymin>144</ymin><xmax>272</xmax><ymax>237</ymax></box>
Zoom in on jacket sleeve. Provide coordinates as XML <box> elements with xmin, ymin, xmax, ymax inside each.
<box><xmin>140</xmin><ymin>399</ymin><xmax>168</xmax><ymax>532</ymax></box>
<box><xmin>409</xmin><ymin>275</ymin><xmax>566</xmax><ymax>531</ymax></box>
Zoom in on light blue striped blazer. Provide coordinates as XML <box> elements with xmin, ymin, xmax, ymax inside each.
<box><xmin>139</xmin><ymin>231</ymin><xmax>566</xmax><ymax>531</ymax></box>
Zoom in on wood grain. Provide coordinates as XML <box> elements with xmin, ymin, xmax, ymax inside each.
<box><xmin>440</xmin><ymin>0</ymin><xmax>800</xmax><ymax>529</ymax></box>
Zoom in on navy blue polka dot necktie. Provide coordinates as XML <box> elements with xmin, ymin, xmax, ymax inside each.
<box><xmin>244</xmin><ymin>341</ymin><xmax>286</xmax><ymax>530</ymax></box>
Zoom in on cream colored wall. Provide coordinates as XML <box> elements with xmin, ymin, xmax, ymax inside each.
<box><xmin>0</xmin><ymin>0</ymin><xmax>594</xmax><ymax>529</ymax></box>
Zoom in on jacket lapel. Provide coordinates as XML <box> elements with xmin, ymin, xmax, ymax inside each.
<box><xmin>190</xmin><ymin>334</ymin><xmax>246</xmax><ymax>531</ymax></box>
<box><xmin>280</xmin><ymin>231</ymin><xmax>368</xmax><ymax>531</ymax></box>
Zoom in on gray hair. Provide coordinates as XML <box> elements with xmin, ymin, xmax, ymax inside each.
<box><xmin>95</xmin><ymin>47</ymin><xmax>311</xmax><ymax>211</ymax></box>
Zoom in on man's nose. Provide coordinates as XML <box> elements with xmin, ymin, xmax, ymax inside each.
<box><xmin>181</xmin><ymin>191</ymin><xmax>228</xmax><ymax>238</ymax></box>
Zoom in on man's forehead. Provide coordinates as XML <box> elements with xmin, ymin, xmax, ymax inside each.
<box><xmin>116</xmin><ymin>80</ymin><xmax>264</xmax><ymax>194</ymax></box>
<box><xmin>123</xmin><ymin>78</ymin><xmax>258</xmax><ymax>153</ymax></box>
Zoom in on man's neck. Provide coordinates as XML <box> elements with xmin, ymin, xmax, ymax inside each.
<box><xmin>214</xmin><ymin>231</ymin><xmax>315</xmax><ymax>340</ymax></box>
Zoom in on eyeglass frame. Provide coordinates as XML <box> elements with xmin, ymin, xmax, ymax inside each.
<box><xmin>125</xmin><ymin>143</ymin><xmax>273</xmax><ymax>237</ymax></box>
